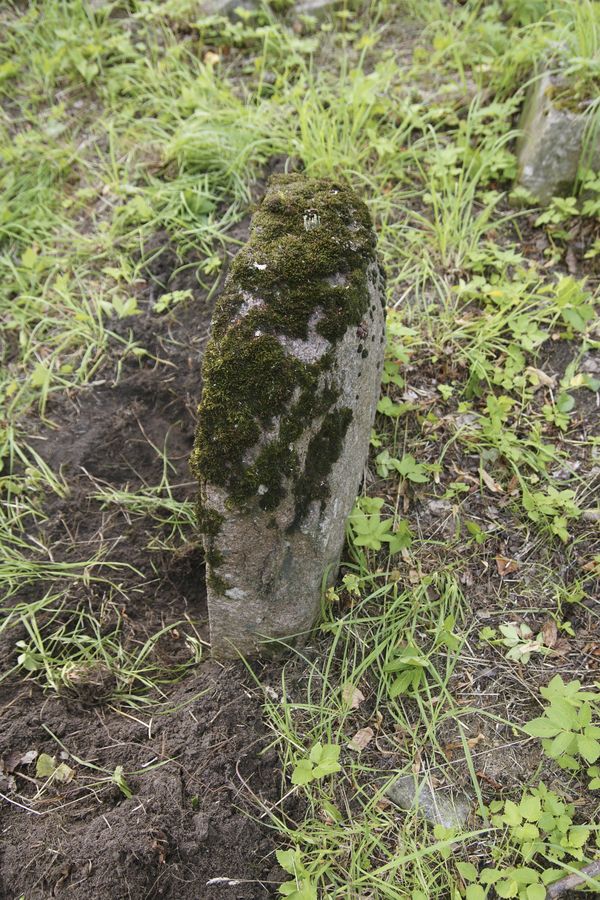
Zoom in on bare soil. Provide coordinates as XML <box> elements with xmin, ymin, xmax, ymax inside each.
<box><xmin>0</xmin><ymin>231</ymin><xmax>295</xmax><ymax>899</ymax></box>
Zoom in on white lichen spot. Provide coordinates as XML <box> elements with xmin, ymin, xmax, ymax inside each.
<box><xmin>303</xmin><ymin>211</ymin><xmax>321</xmax><ymax>231</ymax></box>
<box><xmin>277</xmin><ymin>309</ymin><xmax>330</xmax><ymax>363</ymax></box>
<box><xmin>253</xmin><ymin>262</ymin><xmax>267</xmax><ymax>270</ymax></box>
<box><xmin>225</xmin><ymin>587</ymin><xmax>247</xmax><ymax>601</ymax></box>
<box><xmin>237</xmin><ymin>292</ymin><xmax>265</xmax><ymax>318</ymax></box>
<box><xmin>257</xmin><ymin>484</ymin><xmax>268</xmax><ymax>495</ymax></box>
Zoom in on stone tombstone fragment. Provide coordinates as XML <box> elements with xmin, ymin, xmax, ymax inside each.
<box><xmin>386</xmin><ymin>775</ymin><xmax>471</xmax><ymax>829</ymax></box>
<box><xmin>516</xmin><ymin>71</ymin><xmax>600</xmax><ymax>204</ymax></box>
<box><xmin>199</xmin><ymin>0</ymin><xmax>257</xmax><ymax>18</ymax></box>
<box><xmin>190</xmin><ymin>174</ymin><xmax>386</xmax><ymax>657</ymax></box>
<box><xmin>198</xmin><ymin>0</ymin><xmax>341</xmax><ymax>19</ymax></box>
<box><xmin>294</xmin><ymin>0</ymin><xmax>343</xmax><ymax>18</ymax></box>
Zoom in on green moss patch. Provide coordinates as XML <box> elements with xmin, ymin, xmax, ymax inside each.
<box><xmin>191</xmin><ymin>173</ymin><xmax>377</xmax><ymax>524</ymax></box>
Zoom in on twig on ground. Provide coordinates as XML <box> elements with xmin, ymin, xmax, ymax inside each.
<box><xmin>546</xmin><ymin>860</ymin><xmax>600</xmax><ymax>898</ymax></box>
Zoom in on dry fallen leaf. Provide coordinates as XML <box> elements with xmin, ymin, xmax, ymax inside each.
<box><xmin>342</xmin><ymin>683</ymin><xmax>365</xmax><ymax>709</ymax></box>
<box><xmin>348</xmin><ymin>727</ymin><xmax>374</xmax><ymax>752</ymax></box>
<box><xmin>459</xmin><ymin>569</ymin><xmax>474</xmax><ymax>586</ymax></box>
<box><xmin>444</xmin><ymin>733</ymin><xmax>485</xmax><ymax>755</ymax></box>
<box><xmin>552</xmin><ymin>638</ymin><xmax>571</xmax><ymax>657</ymax></box>
<box><xmin>506</xmin><ymin>474</ymin><xmax>520</xmax><ymax>494</ymax></box>
<box><xmin>203</xmin><ymin>51</ymin><xmax>220</xmax><ymax>67</ymax></box>
<box><xmin>4</xmin><ymin>749</ymin><xmax>37</xmax><ymax>773</ymax></box>
<box><xmin>541</xmin><ymin>619</ymin><xmax>558</xmax><ymax>649</ymax></box>
<box><xmin>525</xmin><ymin>366</ymin><xmax>556</xmax><ymax>390</ymax></box>
<box><xmin>495</xmin><ymin>555</ymin><xmax>519</xmax><ymax>576</ymax></box>
<box><xmin>36</xmin><ymin>753</ymin><xmax>74</xmax><ymax>783</ymax></box>
<box><xmin>480</xmin><ymin>467</ymin><xmax>503</xmax><ymax>493</ymax></box>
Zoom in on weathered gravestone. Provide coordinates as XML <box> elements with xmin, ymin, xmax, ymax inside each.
<box><xmin>516</xmin><ymin>71</ymin><xmax>600</xmax><ymax>204</ymax></box>
<box><xmin>199</xmin><ymin>0</ymin><xmax>341</xmax><ymax>19</ymax></box>
<box><xmin>199</xmin><ymin>0</ymin><xmax>257</xmax><ymax>18</ymax></box>
<box><xmin>386</xmin><ymin>774</ymin><xmax>471</xmax><ymax>829</ymax></box>
<box><xmin>190</xmin><ymin>174</ymin><xmax>386</xmax><ymax>656</ymax></box>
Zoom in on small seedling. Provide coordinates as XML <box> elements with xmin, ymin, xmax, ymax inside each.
<box><xmin>153</xmin><ymin>289</ymin><xmax>193</xmax><ymax>314</ymax></box>
<box><xmin>276</xmin><ymin>848</ymin><xmax>317</xmax><ymax>899</ymax></box>
<box><xmin>384</xmin><ymin>641</ymin><xmax>431</xmax><ymax>698</ymax></box>
<box><xmin>523</xmin><ymin>675</ymin><xmax>600</xmax><ymax>773</ymax></box>
<box><xmin>349</xmin><ymin>497</ymin><xmax>412</xmax><ymax>554</ymax></box>
<box><xmin>498</xmin><ymin>623</ymin><xmax>549</xmax><ymax>664</ymax></box>
<box><xmin>521</xmin><ymin>486</ymin><xmax>581</xmax><ymax>542</ymax></box>
<box><xmin>291</xmin><ymin>743</ymin><xmax>341</xmax><ymax>786</ymax></box>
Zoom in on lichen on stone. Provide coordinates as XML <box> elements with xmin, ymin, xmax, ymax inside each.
<box><xmin>190</xmin><ymin>173</ymin><xmax>378</xmax><ymax>529</ymax></box>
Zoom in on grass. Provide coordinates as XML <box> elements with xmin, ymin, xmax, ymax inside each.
<box><xmin>1</xmin><ymin>0</ymin><xmax>599</xmax><ymax>897</ymax></box>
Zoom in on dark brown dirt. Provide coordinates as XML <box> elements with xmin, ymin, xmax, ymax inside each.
<box><xmin>0</xmin><ymin>229</ymin><xmax>294</xmax><ymax>899</ymax></box>
<box><xmin>0</xmin><ymin>665</ymin><xmax>286</xmax><ymax>900</ymax></box>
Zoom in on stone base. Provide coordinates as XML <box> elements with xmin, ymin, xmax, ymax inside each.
<box><xmin>516</xmin><ymin>72</ymin><xmax>600</xmax><ymax>204</ymax></box>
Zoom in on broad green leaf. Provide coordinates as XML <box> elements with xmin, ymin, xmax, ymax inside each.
<box><xmin>511</xmin><ymin>867</ymin><xmax>539</xmax><ymax>884</ymax></box>
<box><xmin>30</xmin><ymin>362</ymin><xmax>51</xmax><ymax>390</ymax></box>
<box><xmin>578</xmin><ymin>703</ymin><xmax>593</xmax><ymax>728</ymax></box>
<box><xmin>309</xmin><ymin>743</ymin><xmax>323</xmax><ymax>765</ymax></box>
<box><xmin>377</xmin><ymin>397</ymin><xmax>410</xmax><ymax>418</ymax></box>
<box><xmin>21</xmin><ymin>246</ymin><xmax>38</xmax><ymax>269</ymax></box>
<box><xmin>276</xmin><ymin>849</ymin><xmax>300</xmax><ymax>876</ymax></box>
<box><xmin>515</xmin><ymin>823</ymin><xmax>539</xmax><ymax>843</ymax></box>
<box><xmin>465</xmin><ymin>886</ymin><xmax>485</xmax><ymax>900</ymax></box>
<box><xmin>519</xmin><ymin>795</ymin><xmax>541</xmax><ymax>822</ymax></box>
<box><xmin>548</xmin><ymin>730</ymin><xmax>576</xmax><ymax>758</ymax></box>
<box><xmin>389</xmin><ymin>669</ymin><xmax>415</xmax><ymax>698</ymax></box>
<box><xmin>388</xmin><ymin>520</ymin><xmax>413</xmax><ymax>553</ymax></box>
<box><xmin>567</xmin><ymin>825</ymin><xmax>590</xmax><ymax>848</ymax></box>
<box><xmin>479</xmin><ymin>868</ymin><xmax>502</xmax><ymax>885</ymax></box>
<box><xmin>577</xmin><ymin>734</ymin><xmax>600</xmax><ymax>764</ymax></box>
<box><xmin>502</xmin><ymin>800</ymin><xmax>522</xmax><ymax>826</ymax></box>
<box><xmin>523</xmin><ymin>718</ymin><xmax>561</xmax><ymax>739</ymax></box>
<box><xmin>291</xmin><ymin>759</ymin><xmax>313</xmax><ymax>785</ymax></box>
<box><xmin>495</xmin><ymin>878</ymin><xmax>518</xmax><ymax>898</ymax></box>
<box><xmin>393</xmin><ymin>454</ymin><xmax>429</xmax><ymax>483</ymax></box>
<box><xmin>280</xmin><ymin>880</ymin><xmax>317</xmax><ymax>898</ymax></box>
<box><xmin>457</xmin><ymin>861</ymin><xmax>478</xmax><ymax>881</ymax></box>
<box><xmin>546</xmin><ymin>698</ymin><xmax>578</xmax><ymax>729</ymax></box>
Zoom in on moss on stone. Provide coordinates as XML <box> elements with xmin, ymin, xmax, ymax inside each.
<box><xmin>190</xmin><ymin>173</ymin><xmax>377</xmax><ymax>535</ymax></box>
<box><xmin>291</xmin><ymin>406</ymin><xmax>353</xmax><ymax>527</ymax></box>
<box><xmin>196</xmin><ymin>502</ymin><xmax>224</xmax><ymax>537</ymax></box>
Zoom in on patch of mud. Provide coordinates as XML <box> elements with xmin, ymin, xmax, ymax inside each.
<box><xmin>0</xmin><ymin>662</ymin><xmax>287</xmax><ymax>899</ymax></box>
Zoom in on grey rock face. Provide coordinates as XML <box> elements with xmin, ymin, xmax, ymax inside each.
<box><xmin>516</xmin><ymin>72</ymin><xmax>600</xmax><ymax>204</ymax></box>
<box><xmin>386</xmin><ymin>774</ymin><xmax>472</xmax><ymax>829</ymax></box>
<box><xmin>198</xmin><ymin>0</ymin><xmax>340</xmax><ymax>19</ymax></box>
<box><xmin>190</xmin><ymin>174</ymin><xmax>385</xmax><ymax>657</ymax></box>
<box><xmin>294</xmin><ymin>0</ymin><xmax>342</xmax><ymax>17</ymax></box>
<box><xmin>198</xmin><ymin>0</ymin><xmax>257</xmax><ymax>18</ymax></box>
